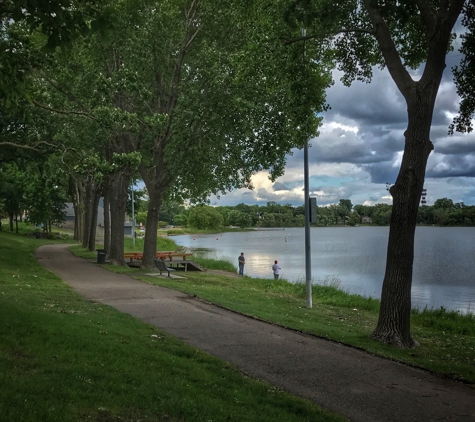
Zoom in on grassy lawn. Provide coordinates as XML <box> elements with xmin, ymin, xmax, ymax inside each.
<box><xmin>0</xmin><ymin>231</ymin><xmax>345</xmax><ymax>422</ymax></box>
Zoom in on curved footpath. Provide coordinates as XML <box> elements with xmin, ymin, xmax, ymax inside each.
<box><xmin>36</xmin><ymin>244</ymin><xmax>474</xmax><ymax>422</ymax></box>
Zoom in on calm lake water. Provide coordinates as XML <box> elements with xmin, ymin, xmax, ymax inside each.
<box><xmin>172</xmin><ymin>227</ymin><xmax>475</xmax><ymax>313</ymax></box>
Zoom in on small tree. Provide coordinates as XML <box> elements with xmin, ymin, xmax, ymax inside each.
<box><xmin>187</xmin><ymin>205</ymin><xmax>224</xmax><ymax>231</ymax></box>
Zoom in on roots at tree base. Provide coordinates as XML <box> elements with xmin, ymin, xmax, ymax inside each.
<box><xmin>370</xmin><ymin>331</ymin><xmax>420</xmax><ymax>349</ymax></box>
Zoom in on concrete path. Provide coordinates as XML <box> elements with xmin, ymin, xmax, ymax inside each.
<box><xmin>35</xmin><ymin>244</ymin><xmax>475</xmax><ymax>422</ymax></box>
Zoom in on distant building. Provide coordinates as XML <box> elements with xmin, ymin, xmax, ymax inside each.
<box><xmin>361</xmin><ymin>216</ymin><xmax>372</xmax><ymax>224</ymax></box>
<box><xmin>63</xmin><ymin>199</ymin><xmax>132</xmax><ymax>236</ymax></box>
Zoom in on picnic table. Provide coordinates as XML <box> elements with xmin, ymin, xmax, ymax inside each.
<box><xmin>123</xmin><ymin>251</ymin><xmax>193</xmax><ymax>262</ymax></box>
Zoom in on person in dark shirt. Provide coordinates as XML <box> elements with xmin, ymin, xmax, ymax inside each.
<box><xmin>238</xmin><ymin>252</ymin><xmax>245</xmax><ymax>276</ymax></box>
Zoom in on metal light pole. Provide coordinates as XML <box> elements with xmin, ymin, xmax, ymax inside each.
<box><xmin>302</xmin><ymin>28</ymin><xmax>312</xmax><ymax>308</ymax></box>
<box><xmin>131</xmin><ymin>185</ymin><xmax>135</xmax><ymax>246</ymax></box>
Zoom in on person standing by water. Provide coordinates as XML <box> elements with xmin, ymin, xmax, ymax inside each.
<box><xmin>238</xmin><ymin>252</ymin><xmax>245</xmax><ymax>276</ymax></box>
<box><xmin>272</xmin><ymin>260</ymin><xmax>281</xmax><ymax>280</ymax></box>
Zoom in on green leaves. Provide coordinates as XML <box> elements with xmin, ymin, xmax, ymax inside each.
<box><xmin>451</xmin><ymin>1</ymin><xmax>475</xmax><ymax>134</ymax></box>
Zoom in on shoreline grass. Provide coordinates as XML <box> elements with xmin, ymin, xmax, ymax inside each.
<box><xmin>0</xmin><ymin>231</ymin><xmax>345</xmax><ymax>422</ymax></box>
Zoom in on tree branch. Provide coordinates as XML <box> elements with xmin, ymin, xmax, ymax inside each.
<box><xmin>281</xmin><ymin>28</ymin><xmax>374</xmax><ymax>46</ymax></box>
<box><xmin>0</xmin><ymin>142</ymin><xmax>39</xmax><ymax>151</ymax></box>
<box><xmin>0</xmin><ymin>140</ymin><xmax>60</xmax><ymax>151</ymax></box>
<box><xmin>363</xmin><ymin>0</ymin><xmax>414</xmax><ymax>99</ymax></box>
<box><xmin>415</xmin><ymin>0</ymin><xmax>437</xmax><ymax>35</ymax></box>
<box><xmin>31</xmin><ymin>99</ymin><xmax>97</xmax><ymax>120</ymax></box>
<box><xmin>421</xmin><ymin>0</ymin><xmax>466</xmax><ymax>86</ymax></box>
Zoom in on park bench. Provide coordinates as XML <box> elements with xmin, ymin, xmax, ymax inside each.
<box><xmin>154</xmin><ymin>259</ymin><xmax>175</xmax><ymax>277</ymax></box>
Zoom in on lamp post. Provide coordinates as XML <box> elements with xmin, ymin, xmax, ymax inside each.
<box><xmin>131</xmin><ymin>185</ymin><xmax>135</xmax><ymax>246</ymax></box>
<box><xmin>302</xmin><ymin>28</ymin><xmax>312</xmax><ymax>309</ymax></box>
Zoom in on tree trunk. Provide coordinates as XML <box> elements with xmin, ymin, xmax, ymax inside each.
<box><xmin>87</xmin><ymin>188</ymin><xmax>101</xmax><ymax>252</ymax></box>
<box><xmin>103</xmin><ymin>180</ymin><xmax>111</xmax><ymax>257</ymax></box>
<box><xmin>139</xmin><ymin>158</ymin><xmax>172</xmax><ymax>270</ymax></box>
<box><xmin>141</xmin><ymin>187</ymin><xmax>164</xmax><ymax>269</ymax></box>
<box><xmin>363</xmin><ymin>0</ymin><xmax>465</xmax><ymax>348</ymax></box>
<box><xmin>108</xmin><ymin>169</ymin><xmax>130</xmax><ymax>266</ymax></box>
<box><xmin>371</xmin><ymin>93</ymin><xmax>435</xmax><ymax>348</ymax></box>
<box><xmin>82</xmin><ymin>176</ymin><xmax>94</xmax><ymax>248</ymax></box>
<box><xmin>70</xmin><ymin>177</ymin><xmax>85</xmax><ymax>242</ymax></box>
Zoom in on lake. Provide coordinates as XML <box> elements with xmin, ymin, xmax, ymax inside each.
<box><xmin>172</xmin><ymin>226</ymin><xmax>475</xmax><ymax>313</ymax></box>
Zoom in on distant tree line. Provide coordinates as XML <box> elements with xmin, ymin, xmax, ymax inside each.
<box><xmin>131</xmin><ymin>198</ymin><xmax>475</xmax><ymax>230</ymax></box>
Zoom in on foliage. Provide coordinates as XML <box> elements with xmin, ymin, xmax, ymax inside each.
<box><xmin>122</xmin><ymin>236</ymin><xmax>178</xmax><ymax>253</ymax></box>
<box><xmin>187</xmin><ymin>205</ymin><xmax>224</xmax><ymax>231</ymax></box>
<box><xmin>451</xmin><ymin>1</ymin><xmax>475</xmax><ymax>133</ymax></box>
<box><xmin>0</xmin><ymin>0</ymin><xmax>111</xmax><ymax>109</ymax></box>
<box><xmin>129</xmin><ymin>197</ymin><xmax>475</xmax><ymax>230</ymax></box>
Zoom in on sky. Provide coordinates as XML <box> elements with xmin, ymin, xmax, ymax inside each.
<box><xmin>209</xmin><ymin>35</ymin><xmax>475</xmax><ymax>209</ymax></box>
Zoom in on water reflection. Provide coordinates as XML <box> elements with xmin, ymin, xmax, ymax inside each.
<box><xmin>173</xmin><ymin>227</ymin><xmax>475</xmax><ymax>313</ymax></box>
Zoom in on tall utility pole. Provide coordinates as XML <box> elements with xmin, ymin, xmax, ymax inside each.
<box><xmin>131</xmin><ymin>185</ymin><xmax>135</xmax><ymax>247</ymax></box>
<box><xmin>302</xmin><ymin>28</ymin><xmax>312</xmax><ymax>308</ymax></box>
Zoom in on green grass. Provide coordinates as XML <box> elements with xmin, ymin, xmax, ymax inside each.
<box><xmin>193</xmin><ymin>255</ymin><xmax>237</xmax><ymax>272</ymax></box>
<box><xmin>0</xmin><ymin>231</ymin><xmax>345</xmax><ymax>422</ymax></box>
<box><xmin>123</xmin><ymin>236</ymin><xmax>178</xmax><ymax>252</ymax></box>
<box><xmin>1</xmin><ymin>221</ymin><xmax>74</xmax><ymax>240</ymax></box>
<box><xmin>135</xmin><ymin>271</ymin><xmax>475</xmax><ymax>384</ymax></box>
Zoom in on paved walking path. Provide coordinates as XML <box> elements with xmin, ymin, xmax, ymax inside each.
<box><xmin>35</xmin><ymin>244</ymin><xmax>474</xmax><ymax>422</ymax></box>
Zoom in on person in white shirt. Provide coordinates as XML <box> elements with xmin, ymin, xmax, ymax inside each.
<box><xmin>272</xmin><ymin>260</ymin><xmax>281</xmax><ymax>280</ymax></box>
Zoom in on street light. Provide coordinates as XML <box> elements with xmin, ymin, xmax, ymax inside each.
<box><xmin>131</xmin><ymin>185</ymin><xmax>135</xmax><ymax>246</ymax></box>
<box><xmin>302</xmin><ymin>27</ymin><xmax>312</xmax><ymax>309</ymax></box>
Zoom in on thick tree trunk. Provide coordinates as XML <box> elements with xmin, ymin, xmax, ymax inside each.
<box><xmin>139</xmin><ymin>157</ymin><xmax>172</xmax><ymax>270</ymax></box>
<box><xmin>87</xmin><ymin>189</ymin><xmax>101</xmax><ymax>252</ymax></box>
<box><xmin>141</xmin><ymin>187</ymin><xmax>164</xmax><ymax>269</ymax></box>
<box><xmin>363</xmin><ymin>0</ymin><xmax>465</xmax><ymax>348</ymax></box>
<box><xmin>108</xmin><ymin>169</ymin><xmax>130</xmax><ymax>266</ymax></box>
<box><xmin>371</xmin><ymin>96</ymin><xmax>435</xmax><ymax>348</ymax></box>
<box><xmin>82</xmin><ymin>177</ymin><xmax>94</xmax><ymax>248</ymax></box>
<box><xmin>103</xmin><ymin>181</ymin><xmax>111</xmax><ymax>257</ymax></box>
<box><xmin>70</xmin><ymin>177</ymin><xmax>85</xmax><ymax>242</ymax></box>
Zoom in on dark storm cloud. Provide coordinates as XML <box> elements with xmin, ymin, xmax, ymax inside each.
<box><xmin>325</xmin><ymin>70</ymin><xmax>408</xmax><ymax>127</ymax></box>
<box><xmin>427</xmin><ymin>154</ymin><xmax>475</xmax><ymax>178</ymax></box>
<box><xmin>272</xmin><ymin>182</ymin><xmax>289</xmax><ymax>191</ymax></box>
<box><xmin>285</xmin><ymin>127</ymin><xmax>402</xmax><ymax>169</ymax></box>
<box><xmin>312</xmin><ymin>63</ymin><xmax>475</xmax><ymax>187</ymax></box>
<box><xmin>363</xmin><ymin>162</ymin><xmax>400</xmax><ymax>185</ymax></box>
<box><xmin>433</xmin><ymin>135</ymin><xmax>475</xmax><ymax>155</ymax></box>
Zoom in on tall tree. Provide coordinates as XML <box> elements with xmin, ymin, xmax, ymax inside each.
<box><xmin>286</xmin><ymin>0</ymin><xmax>468</xmax><ymax>347</ymax></box>
<box><xmin>48</xmin><ymin>0</ymin><xmax>331</xmax><ymax>268</ymax></box>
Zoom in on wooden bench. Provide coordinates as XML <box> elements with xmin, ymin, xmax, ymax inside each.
<box><xmin>124</xmin><ymin>252</ymin><xmax>143</xmax><ymax>262</ymax></box>
<box><xmin>156</xmin><ymin>252</ymin><xmax>193</xmax><ymax>261</ymax></box>
<box><xmin>155</xmin><ymin>259</ymin><xmax>175</xmax><ymax>277</ymax></box>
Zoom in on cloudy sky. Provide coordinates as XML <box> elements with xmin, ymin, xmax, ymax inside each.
<box><xmin>211</xmin><ymin>36</ymin><xmax>475</xmax><ymax>208</ymax></box>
